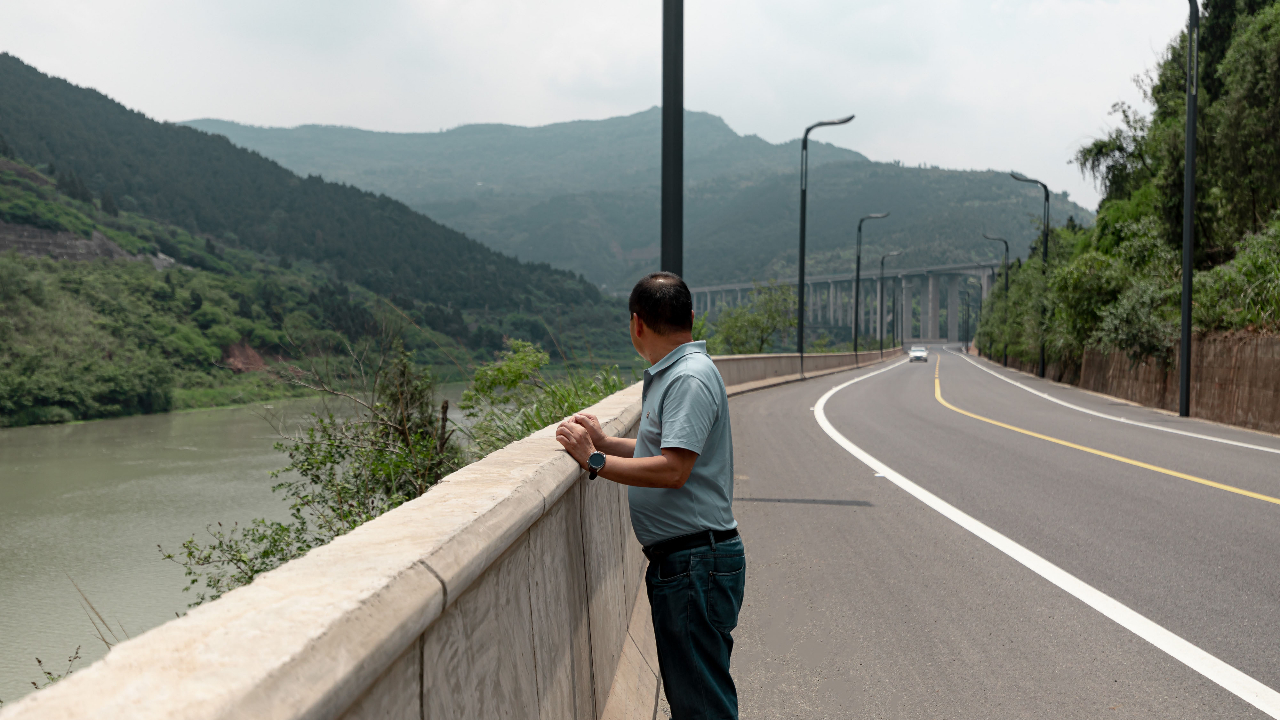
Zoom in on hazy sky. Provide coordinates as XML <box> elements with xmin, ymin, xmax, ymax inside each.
<box><xmin>4</xmin><ymin>0</ymin><xmax>1189</xmax><ymax>209</ymax></box>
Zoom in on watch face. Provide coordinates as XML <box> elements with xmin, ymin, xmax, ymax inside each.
<box><xmin>588</xmin><ymin>451</ymin><xmax>606</xmax><ymax>470</ymax></box>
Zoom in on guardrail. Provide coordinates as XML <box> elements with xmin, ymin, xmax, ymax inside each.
<box><xmin>0</xmin><ymin>349</ymin><xmax>902</xmax><ymax>720</ymax></box>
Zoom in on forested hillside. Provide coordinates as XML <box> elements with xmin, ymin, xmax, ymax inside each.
<box><xmin>978</xmin><ymin>0</ymin><xmax>1280</xmax><ymax>370</ymax></box>
<box><xmin>0</xmin><ymin>53</ymin><xmax>613</xmax><ymax>326</ymax></box>
<box><xmin>186</xmin><ymin>110</ymin><xmax>1093</xmax><ymax>291</ymax></box>
<box><xmin>0</xmin><ymin>157</ymin><xmax>383</xmax><ymax>425</ymax></box>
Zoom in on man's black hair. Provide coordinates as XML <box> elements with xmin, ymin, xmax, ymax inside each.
<box><xmin>629</xmin><ymin>271</ymin><xmax>693</xmax><ymax>335</ymax></box>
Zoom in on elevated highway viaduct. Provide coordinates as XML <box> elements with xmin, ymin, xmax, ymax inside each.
<box><xmin>690</xmin><ymin>262</ymin><xmax>1001</xmax><ymax>345</ymax></box>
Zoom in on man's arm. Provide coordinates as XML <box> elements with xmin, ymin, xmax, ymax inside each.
<box><xmin>567</xmin><ymin>412</ymin><xmax>636</xmax><ymax>457</ymax></box>
<box><xmin>556</xmin><ymin>421</ymin><xmax>696</xmax><ymax>489</ymax></box>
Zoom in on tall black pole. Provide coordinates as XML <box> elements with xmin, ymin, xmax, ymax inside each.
<box><xmin>984</xmin><ymin>233</ymin><xmax>1009</xmax><ymax>366</ymax></box>
<box><xmin>892</xmin><ymin>279</ymin><xmax>898</xmax><ymax>349</ymax></box>
<box><xmin>1039</xmin><ymin>189</ymin><xmax>1049</xmax><ymax>377</ymax></box>
<box><xmin>1011</xmin><ymin>173</ymin><xmax>1051</xmax><ymax>377</ymax></box>
<box><xmin>853</xmin><ymin>212</ymin><xmax>888</xmax><ymax>360</ymax></box>
<box><xmin>854</xmin><ymin>222</ymin><xmax>861</xmax><ymax>360</ymax></box>
<box><xmin>660</xmin><ymin>0</ymin><xmax>683</xmax><ymax>277</ymax></box>
<box><xmin>798</xmin><ymin>136</ymin><xmax>809</xmax><ymax>367</ymax></box>
<box><xmin>1180</xmin><ymin>0</ymin><xmax>1199</xmax><ymax>417</ymax></box>
<box><xmin>796</xmin><ymin>115</ymin><xmax>854</xmax><ymax>371</ymax></box>
<box><xmin>878</xmin><ymin>258</ymin><xmax>884</xmax><ymax>358</ymax></box>
<box><xmin>879</xmin><ymin>250</ymin><xmax>901</xmax><ymax>358</ymax></box>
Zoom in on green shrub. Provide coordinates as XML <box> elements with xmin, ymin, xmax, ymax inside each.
<box><xmin>162</xmin><ymin>346</ymin><xmax>464</xmax><ymax>605</ymax></box>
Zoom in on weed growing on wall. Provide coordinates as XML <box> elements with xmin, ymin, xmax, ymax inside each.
<box><xmin>460</xmin><ymin>339</ymin><xmax>630</xmax><ymax>456</ymax></box>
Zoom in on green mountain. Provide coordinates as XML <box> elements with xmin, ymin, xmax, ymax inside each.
<box><xmin>0</xmin><ymin>156</ymin><xmax>388</xmax><ymax>426</ymax></box>
<box><xmin>184</xmin><ymin>111</ymin><xmax>1093</xmax><ymax>291</ymax></box>
<box><xmin>0</xmin><ymin>53</ymin><xmax>617</xmax><ymax>338</ymax></box>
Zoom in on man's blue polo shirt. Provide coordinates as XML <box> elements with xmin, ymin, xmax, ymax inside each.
<box><xmin>629</xmin><ymin>341</ymin><xmax>736</xmax><ymax>547</ymax></box>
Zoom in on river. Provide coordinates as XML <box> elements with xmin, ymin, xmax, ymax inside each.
<box><xmin>0</xmin><ymin>386</ymin><xmax>465</xmax><ymax>705</ymax></box>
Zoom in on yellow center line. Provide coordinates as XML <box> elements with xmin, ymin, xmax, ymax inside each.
<box><xmin>933</xmin><ymin>356</ymin><xmax>1280</xmax><ymax>507</ymax></box>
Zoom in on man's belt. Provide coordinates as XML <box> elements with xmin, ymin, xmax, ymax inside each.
<box><xmin>643</xmin><ymin>528</ymin><xmax>740</xmax><ymax>561</ymax></box>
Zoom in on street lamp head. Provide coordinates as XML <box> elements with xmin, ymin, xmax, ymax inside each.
<box><xmin>887</xmin><ymin>250</ymin><xmax>903</xmax><ymax>257</ymax></box>
<box><xmin>819</xmin><ymin>114</ymin><xmax>856</xmax><ymax>128</ymax></box>
<box><xmin>805</xmin><ymin>114</ymin><xmax>856</xmax><ymax>136</ymax></box>
<box><xmin>1010</xmin><ymin>172</ymin><xmax>1049</xmax><ymax>192</ymax></box>
<box><xmin>982</xmin><ymin>233</ymin><xmax>1006</xmax><ymax>242</ymax></box>
<box><xmin>858</xmin><ymin>212</ymin><xmax>890</xmax><ymax>233</ymax></box>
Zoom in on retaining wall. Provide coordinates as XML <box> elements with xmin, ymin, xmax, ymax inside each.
<box><xmin>1078</xmin><ymin>334</ymin><xmax>1280</xmax><ymax>434</ymax></box>
<box><xmin>0</xmin><ymin>351</ymin><xmax>897</xmax><ymax>720</ymax></box>
<box><xmin>986</xmin><ymin>334</ymin><xmax>1280</xmax><ymax>435</ymax></box>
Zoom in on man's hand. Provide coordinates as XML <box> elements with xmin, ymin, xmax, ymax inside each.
<box><xmin>555</xmin><ymin>419</ymin><xmax>596</xmax><ymax>468</ymax></box>
<box><xmin>570</xmin><ymin>413</ymin><xmax>606</xmax><ymax>445</ymax></box>
<box><xmin>558</xmin><ymin>416</ymin><xmax>696</xmax><ymax>489</ymax></box>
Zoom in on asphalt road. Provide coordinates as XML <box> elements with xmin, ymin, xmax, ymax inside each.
<box><xmin>728</xmin><ymin>345</ymin><xmax>1280</xmax><ymax>719</ymax></box>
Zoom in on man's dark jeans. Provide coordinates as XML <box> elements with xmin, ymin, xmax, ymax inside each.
<box><xmin>646</xmin><ymin>535</ymin><xmax>746</xmax><ymax>719</ymax></box>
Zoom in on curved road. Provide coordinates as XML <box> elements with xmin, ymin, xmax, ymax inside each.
<box><xmin>729</xmin><ymin>345</ymin><xmax>1280</xmax><ymax>719</ymax></box>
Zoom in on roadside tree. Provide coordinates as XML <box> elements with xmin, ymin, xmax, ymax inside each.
<box><xmin>706</xmin><ymin>281</ymin><xmax>797</xmax><ymax>355</ymax></box>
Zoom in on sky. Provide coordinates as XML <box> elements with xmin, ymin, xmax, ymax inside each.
<box><xmin>3</xmin><ymin>0</ymin><xmax>1190</xmax><ymax>210</ymax></box>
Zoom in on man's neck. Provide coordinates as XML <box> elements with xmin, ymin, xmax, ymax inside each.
<box><xmin>646</xmin><ymin>334</ymin><xmax>695</xmax><ymax>365</ymax></box>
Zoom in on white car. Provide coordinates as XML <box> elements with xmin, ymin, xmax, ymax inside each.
<box><xmin>908</xmin><ymin>345</ymin><xmax>929</xmax><ymax>362</ymax></box>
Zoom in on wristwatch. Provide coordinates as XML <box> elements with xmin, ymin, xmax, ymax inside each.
<box><xmin>587</xmin><ymin>451</ymin><xmax>606</xmax><ymax>479</ymax></box>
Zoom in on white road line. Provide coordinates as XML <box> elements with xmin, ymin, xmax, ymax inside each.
<box><xmin>813</xmin><ymin>366</ymin><xmax>1280</xmax><ymax>718</ymax></box>
<box><xmin>945</xmin><ymin>348</ymin><xmax>1280</xmax><ymax>456</ymax></box>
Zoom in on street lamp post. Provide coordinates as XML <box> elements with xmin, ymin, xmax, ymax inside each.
<box><xmin>797</xmin><ymin>114</ymin><xmax>855</xmax><ymax>375</ymax></box>
<box><xmin>854</xmin><ymin>212</ymin><xmax>889</xmax><ymax>362</ymax></box>
<box><xmin>1180</xmin><ymin>0</ymin><xmax>1200</xmax><ymax>417</ymax></box>
<box><xmin>660</xmin><ymin>0</ymin><xmax>683</xmax><ymax>276</ymax></box>
<box><xmin>983</xmin><ymin>233</ymin><xmax>1010</xmax><ymax>366</ymax></box>
<box><xmin>879</xmin><ymin>250</ymin><xmax>902</xmax><ymax>359</ymax></box>
<box><xmin>1011</xmin><ymin>172</ymin><xmax>1051</xmax><ymax>378</ymax></box>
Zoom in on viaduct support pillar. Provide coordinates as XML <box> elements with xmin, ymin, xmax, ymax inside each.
<box><xmin>947</xmin><ymin>276</ymin><xmax>960</xmax><ymax>343</ymax></box>
<box><xmin>928</xmin><ymin>275</ymin><xmax>940</xmax><ymax>341</ymax></box>
<box><xmin>905</xmin><ymin>277</ymin><xmax>917</xmax><ymax>340</ymax></box>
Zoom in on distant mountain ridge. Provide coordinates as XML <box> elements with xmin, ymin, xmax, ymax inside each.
<box><xmin>185</xmin><ymin>109</ymin><xmax>868</xmax><ymax>202</ymax></box>
<box><xmin>186</xmin><ymin>111</ymin><xmax>1093</xmax><ymax>291</ymax></box>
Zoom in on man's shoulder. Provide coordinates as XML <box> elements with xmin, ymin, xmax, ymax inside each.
<box><xmin>668</xmin><ymin>351</ymin><xmax>725</xmax><ymax>393</ymax></box>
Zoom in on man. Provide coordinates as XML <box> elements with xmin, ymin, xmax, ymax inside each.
<box><xmin>556</xmin><ymin>271</ymin><xmax>743</xmax><ymax>719</ymax></box>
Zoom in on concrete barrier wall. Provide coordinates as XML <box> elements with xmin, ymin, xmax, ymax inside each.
<box><xmin>1</xmin><ymin>350</ymin><xmax>897</xmax><ymax>720</ymax></box>
<box><xmin>716</xmin><ymin>349</ymin><xmax>904</xmax><ymax>395</ymax></box>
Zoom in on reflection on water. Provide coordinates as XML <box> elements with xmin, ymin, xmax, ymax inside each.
<box><xmin>0</xmin><ymin>384</ymin><xmax>465</xmax><ymax>704</ymax></box>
